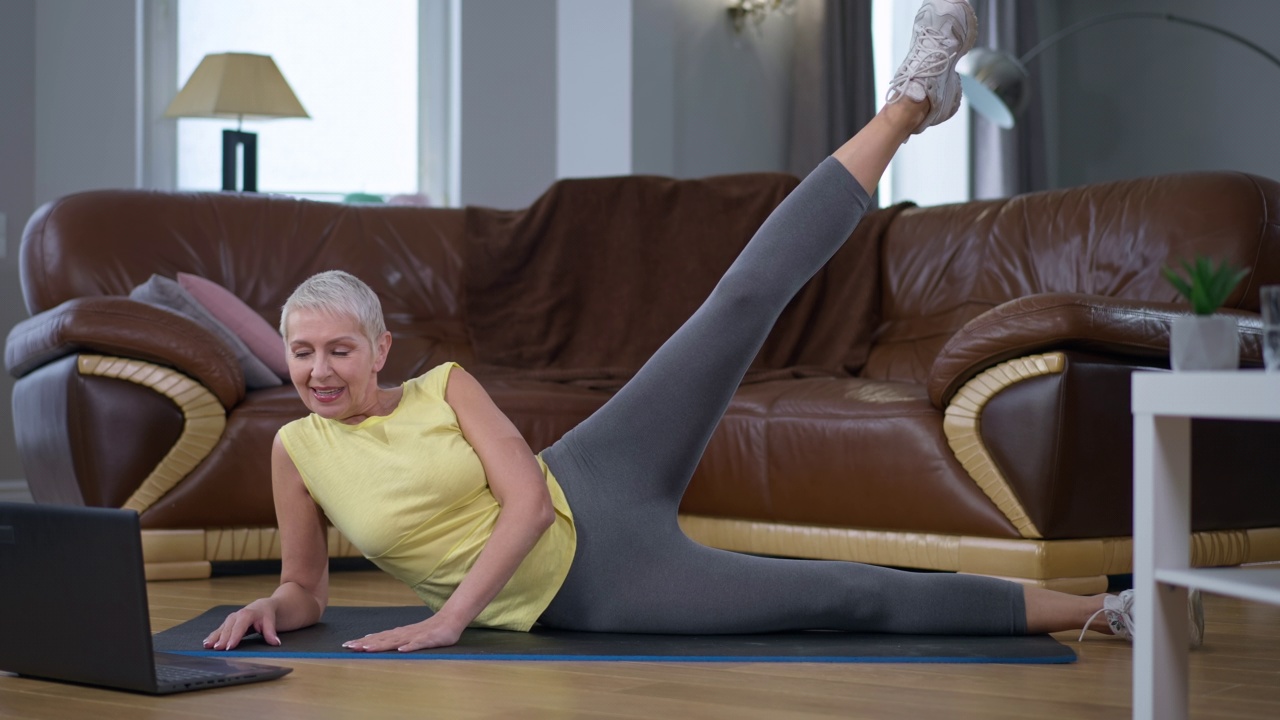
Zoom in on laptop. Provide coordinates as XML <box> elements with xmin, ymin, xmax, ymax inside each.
<box><xmin>0</xmin><ymin>502</ymin><xmax>291</xmax><ymax>694</ymax></box>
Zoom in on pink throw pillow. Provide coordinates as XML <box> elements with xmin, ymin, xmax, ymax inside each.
<box><xmin>177</xmin><ymin>273</ymin><xmax>290</xmax><ymax>380</ymax></box>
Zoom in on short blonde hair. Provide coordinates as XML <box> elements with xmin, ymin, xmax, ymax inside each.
<box><xmin>280</xmin><ymin>270</ymin><xmax>387</xmax><ymax>347</ymax></box>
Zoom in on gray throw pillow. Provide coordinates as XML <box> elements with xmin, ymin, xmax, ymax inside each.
<box><xmin>129</xmin><ymin>274</ymin><xmax>284</xmax><ymax>390</ymax></box>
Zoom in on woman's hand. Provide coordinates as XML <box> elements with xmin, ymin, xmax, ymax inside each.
<box><xmin>204</xmin><ymin>598</ymin><xmax>282</xmax><ymax>651</ymax></box>
<box><xmin>342</xmin><ymin>614</ymin><xmax>465</xmax><ymax>652</ymax></box>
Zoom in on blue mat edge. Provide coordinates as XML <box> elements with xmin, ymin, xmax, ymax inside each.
<box><xmin>167</xmin><ymin>649</ymin><xmax>1077</xmax><ymax>664</ymax></box>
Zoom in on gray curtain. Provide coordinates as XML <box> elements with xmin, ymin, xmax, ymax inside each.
<box><xmin>970</xmin><ymin>0</ymin><xmax>1048</xmax><ymax>198</ymax></box>
<box><xmin>788</xmin><ymin>0</ymin><xmax>876</xmax><ymax>186</ymax></box>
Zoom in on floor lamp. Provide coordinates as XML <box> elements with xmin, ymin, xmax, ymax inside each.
<box><xmin>164</xmin><ymin>52</ymin><xmax>310</xmax><ymax>192</ymax></box>
<box><xmin>956</xmin><ymin>11</ymin><xmax>1280</xmax><ymax>129</ymax></box>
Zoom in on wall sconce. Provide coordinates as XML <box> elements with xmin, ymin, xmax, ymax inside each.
<box><xmin>164</xmin><ymin>52</ymin><xmax>309</xmax><ymax>192</ymax></box>
<box><xmin>727</xmin><ymin>0</ymin><xmax>797</xmax><ymax>34</ymax></box>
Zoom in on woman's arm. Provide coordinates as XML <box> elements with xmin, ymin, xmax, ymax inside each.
<box><xmin>344</xmin><ymin>367</ymin><xmax>555</xmax><ymax>652</ymax></box>
<box><xmin>204</xmin><ymin>432</ymin><xmax>331</xmax><ymax>650</ymax></box>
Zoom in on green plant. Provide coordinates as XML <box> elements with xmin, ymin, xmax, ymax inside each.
<box><xmin>1161</xmin><ymin>256</ymin><xmax>1250</xmax><ymax>315</ymax></box>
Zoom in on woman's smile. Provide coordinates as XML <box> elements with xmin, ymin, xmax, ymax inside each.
<box><xmin>310</xmin><ymin>386</ymin><xmax>346</xmax><ymax>403</ymax></box>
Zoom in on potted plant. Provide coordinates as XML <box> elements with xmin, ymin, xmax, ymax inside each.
<box><xmin>1161</xmin><ymin>256</ymin><xmax>1250</xmax><ymax>371</ymax></box>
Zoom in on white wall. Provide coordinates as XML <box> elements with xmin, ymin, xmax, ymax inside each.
<box><xmin>1039</xmin><ymin>0</ymin><xmax>1280</xmax><ymax>189</ymax></box>
<box><xmin>557</xmin><ymin>0</ymin><xmax>633</xmax><ymax>179</ymax></box>
<box><xmin>35</xmin><ymin>0</ymin><xmax>144</xmax><ymax>207</ymax></box>
<box><xmin>658</xmin><ymin>0</ymin><xmax>795</xmax><ymax>179</ymax></box>
<box><xmin>454</xmin><ymin>0</ymin><xmax>795</xmax><ymax>208</ymax></box>
<box><xmin>553</xmin><ymin>0</ymin><xmax>795</xmax><ymax>184</ymax></box>
<box><xmin>455</xmin><ymin>0</ymin><xmax>559</xmax><ymax>209</ymax></box>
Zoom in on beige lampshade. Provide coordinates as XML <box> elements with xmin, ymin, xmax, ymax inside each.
<box><xmin>165</xmin><ymin>52</ymin><xmax>309</xmax><ymax>120</ymax></box>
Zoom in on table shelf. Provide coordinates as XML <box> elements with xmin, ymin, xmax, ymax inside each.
<box><xmin>1154</xmin><ymin>566</ymin><xmax>1280</xmax><ymax>605</ymax></box>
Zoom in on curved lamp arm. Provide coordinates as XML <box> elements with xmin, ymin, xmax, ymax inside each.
<box><xmin>959</xmin><ymin>11</ymin><xmax>1280</xmax><ymax>129</ymax></box>
<box><xmin>1021</xmin><ymin>11</ymin><xmax>1280</xmax><ymax>68</ymax></box>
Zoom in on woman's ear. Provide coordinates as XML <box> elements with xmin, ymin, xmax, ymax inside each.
<box><xmin>373</xmin><ymin>331</ymin><xmax>392</xmax><ymax>372</ymax></box>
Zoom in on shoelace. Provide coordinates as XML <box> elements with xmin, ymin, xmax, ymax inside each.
<box><xmin>885</xmin><ymin>25</ymin><xmax>958</xmax><ymax>104</ymax></box>
<box><xmin>1078</xmin><ymin>595</ymin><xmax>1135</xmax><ymax>642</ymax></box>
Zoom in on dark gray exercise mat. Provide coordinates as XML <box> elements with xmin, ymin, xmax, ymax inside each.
<box><xmin>154</xmin><ymin>606</ymin><xmax>1077</xmax><ymax>663</ymax></box>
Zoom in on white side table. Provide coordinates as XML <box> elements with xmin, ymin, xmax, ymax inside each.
<box><xmin>1131</xmin><ymin>371</ymin><xmax>1280</xmax><ymax>720</ymax></box>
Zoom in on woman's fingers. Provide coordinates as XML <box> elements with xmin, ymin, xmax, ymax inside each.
<box><xmin>203</xmin><ymin>608</ymin><xmax>268</xmax><ymax>650</ymax></box>
<box><xmin>342</xmin><ymin>620</ymin><xmax>461</xmax><ymax>653</ymax></box>
<box><xmin>260</xmin><ymin>613</ymin><xmax>281</xmax><ymax>646</ymax></box>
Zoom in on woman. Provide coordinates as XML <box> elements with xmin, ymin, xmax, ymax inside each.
<box><xmin>204</xmin><ymin>0</ymin><xmax>1200</xmax><ymax>653</ymax></box>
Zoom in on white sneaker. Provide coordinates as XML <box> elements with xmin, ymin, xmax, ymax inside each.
<box><xmin>884</xmin><ymin>0</ymin><xmax>978</xmax><ymax>134</ymax></box>
<box><xmin>1079</xmin><ymin>588</ymin><xmax>1205</xmax><ymax>649</ymax></box>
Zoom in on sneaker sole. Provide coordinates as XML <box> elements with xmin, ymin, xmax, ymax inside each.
<box><xmin>952</xmin><ymin>0</ymin><xmax>978</xmax><ymax>56</ymax></box>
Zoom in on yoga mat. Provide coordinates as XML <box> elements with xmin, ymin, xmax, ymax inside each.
<box><xmin>155</xmin><ymin>606</ymin><xmax>1076</xmax><ymax>664</ymax></box>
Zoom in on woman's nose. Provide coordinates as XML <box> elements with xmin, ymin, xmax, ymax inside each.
<box><xmin>311</xmin><ymin>356</ymin><xmax>330</xmax><ymax>378</ymax></box>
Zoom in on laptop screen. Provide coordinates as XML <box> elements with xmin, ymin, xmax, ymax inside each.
<box><xmin>0</xmin><ymin>503</ymin><xmax>160</xmax><ymax>693</ymax></box>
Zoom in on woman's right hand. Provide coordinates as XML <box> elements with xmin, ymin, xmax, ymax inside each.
<box><xmin>203</xmin><ymin>598</ymin><xmax>282</xmax><ymax>650</ymax></box>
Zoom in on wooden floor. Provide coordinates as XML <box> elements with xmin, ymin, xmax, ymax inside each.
<box><xmin>2</xmin><ymin>569</ymin><xmax>1278</xmax><ymax>719</ymax></box>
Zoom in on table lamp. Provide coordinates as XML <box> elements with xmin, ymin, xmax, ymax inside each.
<box><xmin>164</xmin><ymin>52</ymin><xmax>310</xmax><ymax>192</ymax></box>
<box><xmin>957</xmin><ymin>11</ymin><xmax>1280</xmax><ymax>129</ymax></box>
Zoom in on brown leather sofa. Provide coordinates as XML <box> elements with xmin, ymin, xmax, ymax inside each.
<box><xmin>8</xmin><ymin>170</ymin><xmax>1280</xmax><ymax>592</ymax></box>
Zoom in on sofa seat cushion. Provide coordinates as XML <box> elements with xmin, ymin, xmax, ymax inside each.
<box><xmin>681</xmin><ymin>377</ymin><xmax>1022</xmax><ymax>538</ymax></box>
<box><xmin>136</xmin><ymin>373</ymin><xmax>1019</xmax><ymax>540</ymax></box>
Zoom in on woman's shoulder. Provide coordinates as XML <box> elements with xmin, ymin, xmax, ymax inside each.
<box><xmin>406</xmin><ymin>361</ymin><xmax>464</xmax><ymax>399</ymax></box>
<box><xmin>277</xmin><ymin>413</ymin><xmax>323</xmax><ymax>451</ymax></box>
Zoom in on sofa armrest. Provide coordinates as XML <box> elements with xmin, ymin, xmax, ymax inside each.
<box><xmin>928</xmin><ymin>292</ymin><xmax>1264</xmax><ymax>407</ymax></box>
<box><xmin>5</xmin><ymin>296</ymin><xmax>245</xmax><ymax>408</ymax></box>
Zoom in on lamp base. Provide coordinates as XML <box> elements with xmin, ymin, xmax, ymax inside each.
<box><xmin>221</xmin><ymin>129</ymin><xmax>258</xmax><ymax>192</ymax></box>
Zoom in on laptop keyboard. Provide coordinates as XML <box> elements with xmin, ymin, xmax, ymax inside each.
<box><xmin>155</xmin><ymin>664</ymin><xmax>236</xmax><ymax>684</ymax></box>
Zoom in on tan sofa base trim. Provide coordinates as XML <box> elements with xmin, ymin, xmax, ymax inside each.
<box><xmin>78</xmin><ymin>355</ymin><xmax>226</xmax><ymax>515</ymax></box>
<box><xmin>141</xmin><ymin>528</ymin><xmax>363</xmax><ymax>581</ymax></box>
<box><xmin>677</xmin><ymin>515</ymin><xmax>1280</xmax><ymax>595</ymax></box>
<box><xmin>141</xmin><ymin>517</ymin><xmax>1280</xmax><ymax>590</ymax></box>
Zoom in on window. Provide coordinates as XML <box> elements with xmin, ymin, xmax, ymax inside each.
<box><xmin>872</xmin><ymin>0</ymin><xmax>970</xmax><ymax>207</ymax></box>
<box><xmin>174</xmin><ymin>0</ymin><xmax>419</xmax><ymax>200</ymax></box>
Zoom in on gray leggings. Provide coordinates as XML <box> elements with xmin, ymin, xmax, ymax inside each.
<box><xmin>537</xmin><ymin>157</ymin><xmax>1027</xmax><ymax>635</ymax></box>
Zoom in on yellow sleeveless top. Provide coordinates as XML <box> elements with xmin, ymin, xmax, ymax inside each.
<box><xmin>278</xmin><ymin>362</ymin><xmax>576</xmax><ymax>631</ymax></box>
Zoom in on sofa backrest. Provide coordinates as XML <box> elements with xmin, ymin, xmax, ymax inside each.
<box><xmin>19</xmin><ymin>190</ymin><xmax>470</xmax><ymax>383</ymax></box>
<box><xmin>25</xmin><ymin>171</ymin><xmax>1280</xmax><ymax>390</ymax></box>
<box><xmin>861</xmin><ymin>171</ymin><xmax>1280</xmax><ymax>385</ymax></box>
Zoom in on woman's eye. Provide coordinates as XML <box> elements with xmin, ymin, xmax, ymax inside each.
<box><xmin>292</xmin><ymin>351</ymin><xmax>312</xmax><ymax>359</ymax></box>
<box><xmin>332</xmin><ymin>350</ymin><xmax>350</xmax><ymax>357</ymax></box>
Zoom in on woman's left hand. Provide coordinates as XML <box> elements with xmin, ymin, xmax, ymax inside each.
<box><xmin>342</xmin><ymin>615</ymin><xmax>465</xmax><ymax>652</ymax></box>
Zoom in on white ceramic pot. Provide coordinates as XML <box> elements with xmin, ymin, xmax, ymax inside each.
<box><xmin>1170</xmin><ymin>314</ymin><xmax>1240</xmax><ymax>371</ymax></box>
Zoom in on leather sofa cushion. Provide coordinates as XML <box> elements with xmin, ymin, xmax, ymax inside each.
<box><xmin>177</xmin><ymin>272</ymin><xmax>290</xmax><ymax>379</ymax></box>
<box><xmin>682</xmin><ymin>377</ymin><xmax>1019</xmax><ymax>538</ymax></box>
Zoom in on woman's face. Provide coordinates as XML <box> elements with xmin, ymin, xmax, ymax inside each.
<box><xmin>284</xmin><ymin>308</ymin><xmax>391</xmax><ymax>423</ymax></box>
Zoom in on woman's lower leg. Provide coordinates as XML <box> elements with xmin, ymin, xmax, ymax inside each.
<box><xmin>832</xmin><ymin>100</ymin><xmax>927</xmax><ymax>195</ymax></box>
<box><xmin>1023</xmin><ymin>586</ymin><xmax>1113</xmax><ymax>635</ymax></box>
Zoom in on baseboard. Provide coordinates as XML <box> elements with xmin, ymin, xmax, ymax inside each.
<box><xmin>0</xmin><ymin>479</ymin><xmax>33</xmax><ymax>503</ymax></box>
